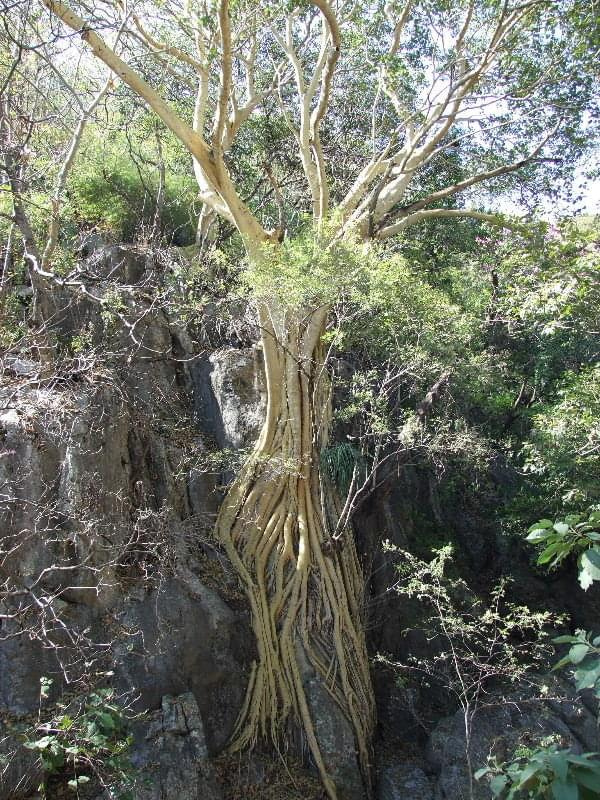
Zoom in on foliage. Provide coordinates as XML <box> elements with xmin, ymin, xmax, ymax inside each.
<box><xmin>552</xmin><ymin>630</ymin><xmax>600</xmax><ymax>698</ymax></box>
<box><xmin>525</xmin><ymin>508</ymin><xmax>600</xmax><ymax>700</ymax></box>
<box><xmin>0</xmin><ymin>291</ymin><xmax>28</xmax><ymax>349</ymax></box>
<box><xmin>1</xmin><ymin>2</ymin><xmax>599</xmax><ymax>798</ymax></box>
<box><xmin>320</xmin><ymin>442</ymin><xmax>366</xmax><ymax>495</ymax></box>
<box><xmin>526</xmin><ymin>511</ymin><xmax>600</xmax><ymax>590</ymax></box>
<box><xmin>383</xmin><ymin>544</ymin><xmax>565</xmax><ymax>800</ymax></box>
<box><xmin>23</xmin><ymin>678</ymin><xmax>136</xmax><ymax>799</ymax></box>
<box><xmin>518</xmin><ymin>366</ymin><xmax>600</xmax><ymax>511</ymax></box>
<box><xmin>509</xmin><ymin>500</ymin><xmax>600</xmax><ymax>800</ymax></box>
<box><xmin>343</xmin><ymin>249</ymin><xmax>480</xmax><ymax>376</ymax></box>
<box><xmin>245</xmin><ymin>226</ymin><xmax>370</xmax><ymax>308</ymax></box>
<box><xmin>475</xmin><ymin>745</ymin><xmax>600</xmax><ymax>800</ymax></box>
<box><xmin>67</xmin><ymin>127</ymin><xmax>198</xmax><ymax>244</ymax></box>
<box><xmin>383</xmin><ymin>545</ymin><xmax>561</xmax><ymax>704</ymax></box>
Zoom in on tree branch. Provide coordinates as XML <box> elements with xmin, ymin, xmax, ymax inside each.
<box><xmin>376</xmin><ymin>208</ymin><xmax>527</xmax><ymax>239</ymax></box>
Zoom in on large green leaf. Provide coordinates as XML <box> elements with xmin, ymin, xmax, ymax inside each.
<box><xmin>548</xmin><ymin>753</ymin><xmax>569</xmax><ymax>782</ymax></box>
<box><xmin>538</xmin><ymin>541</ymin><xmax>568</xmax><ymax>565</ymax></box>
<box><xmin>568</xmin><ymin>644</ymin><xmax>591</xmax><ymax>664</ymax></box>
<box><xmin>578</xmin><ymin>548</ymin><xmax>600</xmax><ymax>590</ymax></box>
<box><xmin>574</xmin><ymin>768</ymin><xmax>600</xmax><ymax>793</ymax></box>
<box><xmin>574</xmin><ymin>660</ymin><xmax>600</xmax><ymax>690</ymax></box>
<box><xmin>551</xmin><ymin>778</ymin><xmax>579</xmax><ymax>800</ymax></box>
<box><xmin>526</xmin><ymin>529</ymin><xmax>553</xmax><ymax>543</ymax></box>
<box><xmin>490</xmin><ymin>774</ymin><xmax>509</xmax><ymax>796</ymax></box>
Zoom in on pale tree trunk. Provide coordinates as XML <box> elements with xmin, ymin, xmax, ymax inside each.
<box><xmin>216</xmin><ymin>296</ymin><xmax>375</xmax><ymax>799</ymax></box>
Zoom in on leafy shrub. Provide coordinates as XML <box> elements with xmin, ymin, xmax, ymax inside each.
<box><xmin>23</xmin><ymin>678</ymin><xmax>136</xmax><ymax>798</ymax></box>
<box><xmin>519</xmin><ymin>368</ymin><xmax>600</xmax><ymax>511</ymax></box>
<box><xmin>476</xmin><ymin>746</ymin><xmax>600</xmax><ymax>799</ymax></box>
<box><xmin>66</xmin><ymin>129</ymin><xmax>198</xmax><ymax>244</ymax></box>
<box><xmin>526</xmin><ymin>510</ymin><xmax>600</xmax><ymax>590</ymax></box>
<box><xmin>320</xmin><ymin>442</ymin><xmax>366</xmax><ymax>494</ymax></box>
<box><xmin>552</xmin><ymin>630</ymin><xmax>600</xmax><ymax>697</ymax></box>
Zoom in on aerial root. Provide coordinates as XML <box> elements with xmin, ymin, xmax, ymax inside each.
<box><xmin>215</xmin><ymin>312</ymin><xmax>374</xmax><ymax>800</ymax></box>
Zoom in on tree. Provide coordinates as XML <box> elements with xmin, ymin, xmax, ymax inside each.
<box><xmin>3</xmin><ymin>1</ymin><xmax>599</xmax><ymax>797</ymax></box>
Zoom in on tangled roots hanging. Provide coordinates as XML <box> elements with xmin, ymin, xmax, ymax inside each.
<box><xmin>215</xmin><ymin>307</ymin><xmax>375</xmax><ymax>800</ymax></box>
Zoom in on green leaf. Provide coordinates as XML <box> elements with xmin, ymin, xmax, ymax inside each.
<box><xmin>548</xmin><ymin>753</ymin><xmax>570</xmax><ymax>781</ymax></box>
<box><xmin>27</xmin><ymin>736</ymin><xmax>54</xmax><ymax>750</ymax></box>
<box><xmin>583</xmin><ymin>548</ymin><xmax>600</xmax><ymax>569</ymax></box>
<box><xmin>490</xmin><ymin>774</ymin><xmax>509</xmax><ymax>796</ymax></box>
<box><xmin>565</xmin><ymin>753</ymin><xmax>600</xmax><ymax>766</ymax></box>
<box><xmin>578</xmin><ymin>549</ymin><xmax>600</xmax><ymax>590</ymax></box>
<box><xmin>565</xmin><ymin>515</ymin><xmax>583</xmax><ymax>525</ymax></box>
<box><xmin>574</xmin><ymin>661</ymin><xmax>600</xmax><ymax>690</ymax></box>
<box><xmin>539</xmin><ymin>541</ymin><xmax>568</xmax><ymax>565</ymax></box>
<box><xmin>553</xmin><ymin>654</ymin><xmax>575</xmax><ymax>672</ymax></box>
<box><xmin>97</xmin><ymin>712</ymin><xmax>117</xmax><ymax>730</ymax></box>
<box><xmin>516</xmin><ymin>761</ymin><xmax>543</xmax><ymax>787</ymax></box>
<box><xmin>573</xmin><ymin>768</ymin><xmax>600</xmax><ymax>793</ymax></box>
<box><xmin>527</xmin><ymin>529</ymin><xmax>553</xmax><ymax>543</ymax></box>
<box><xmin>553</xmin><ymin>635</ymin><xmax>582</xmax><ymax>644</ymax></box>
<box><xmin>551</xmin><ymin>778</ymin><xmax>579</xmax><ymax>800</ymax></box>
<box><xmin>568</xmin><ymin>644</ymin><xmax>591</xmax><ymax>664</ymax></box>
<box><xmin>532</xmin><ymin>519</ymin><xmax>555</xmax><ymax>530</ymax></box>
<box><xmin>474</xmin><ymin>767</ymin><xmax>491</xmax><ymax>780</ymax></box>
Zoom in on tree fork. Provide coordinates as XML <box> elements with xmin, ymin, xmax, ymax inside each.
<box><xmin>216</xmin><ymin>298</ymin><xmax>375</xmax><ymax>799</ymax></box>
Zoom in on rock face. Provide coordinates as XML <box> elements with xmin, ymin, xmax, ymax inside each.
<box><xmin>0</xmin><ymin>269</ymin><xmax>364</xmax><ymax>800</ymax></box>
<box><xmin>0</xmin><ymin>258</ymin><xmax>257</xmax><ymax>800</ymax></box>
<box><xmin>301</xmin><ymin>651</ymin><xmax>366</xmax><ymax>800</ymax></box>
<box><xmin>190</xmin><ymin>347</ymin><xmax>266</xmax><ymax>450</ymax></box>
<box><xmin>0</xmin><ymin>727</ymin><xmax>43</xmax><ymax>799</ymax></box>
<box><xmin>426</xmin><ymin>688</ymin><xmax>599</xmax><ymax>800</ymax></box>
<box><xmin>376</xmin><ymin>763</ymin><xmax>433</xmax><ymax>800</ymax></box>
<box><xmin>130</xmin><ymin>693</ymin><xmax>222</xmax><ymax>800</ymax></box>
<box><xmin>112</xmin><ymin>574</ymin><xmax>248</xmax><ymax>752</ymax></box>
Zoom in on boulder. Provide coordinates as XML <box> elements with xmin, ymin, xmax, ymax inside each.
<box><xmin>377</xmin><ymin>763</ymin><xmax>433</xmax><ymax>800</ymax></box>
<box><xmin>426</xmin><ymin>688</ymin><xmax>599</xmax><ymax>800</ymax></box>
<box><xmin>190</xmin><ymin>348</ymin><xmax>265</xmax><ymax>450</ymax></box>
<box><xmin>113</xmin><ymin>573</ymin><xmax>249</xmax><ymax>753</ymax></box>
<box><xmin>130</xmin><ymin>693</ymin><xmax>221</xmax><ymax>800</ymax></box>
<box><xmin>0</xmin><ymin>724</ymin><xmax>43</xmax><ymax>799</ymax></box>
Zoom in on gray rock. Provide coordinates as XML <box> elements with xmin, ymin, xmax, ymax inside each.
<box><xmin>426</xmin><ymin>688</ymin><xmax>600</xmax><ymax>800</ymax></box>
<box><xmin>130</xmin><ymin>693</ymin><xmax>221</xmax><ymax>800</ymax></box>
<box><xmin>298</xmin><ymin>645</ymin><xmax>367</xmax><ymax>800</ymax></box>
<box><xmin>86</xmin><ymin>245</ymin><xmax>148</xmax><ymax>284</ymax></box>
<box><xmin>74</xmin><ymin>231</ymin><xmax>114</xmax><ymax>257</ymax></box>
<box><xmin>113</xmin><ymin>573</ymin><xmax>249</xmax><ymax>753</ymax></box>
<box><xmin>0</xmin><ymin>724</ymin><xmax>44</xmax><ymax>799</ymax></box>
<box><xmin>2</xmin><ymin>356</ymin><xmax>39</xmax><ymax>378</ymax></box>
<box><xmin>190</xmin><ymin>348</ymin><xmax>265</xmax><ymax>450</ymax></box>
<box><xmin>377</xmin><ymin>763</ymin><xmax>433</xmax><ymax>800</ymax></box>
